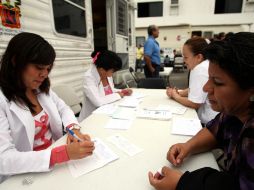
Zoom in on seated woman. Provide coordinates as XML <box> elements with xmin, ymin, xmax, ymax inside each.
<box><xmin>166</xmin><ymin>37</ymin><xmax>218</xmax><ymax>124</ymax></box>
<box><xmin>149</xmin><ymin>32</ymin><xmax>254</xmax><ymax>190</ymax></box>
<box><xmin>78</xmin><ymin>50</ymin><xmax>132</xmax><ymax>121</ymax></box>
<box><xmin>0</xmin><ymin>32</ymin><xmax>94</xmax><ymax>183</ymax></box>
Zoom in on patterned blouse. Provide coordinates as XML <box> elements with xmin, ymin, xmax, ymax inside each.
<box><xmin>206</xmin><ymin>113</ymin><xmax>254</xmax><ymax>190</ymax></box>
<box><xmin>176</xmin><ymin>113</ymin><xmax>254</xmax><ymax>190</ymax></box>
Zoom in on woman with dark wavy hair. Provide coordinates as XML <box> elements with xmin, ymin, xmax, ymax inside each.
<box><xmin>149</xmin><ymin>32</ymin><xmax>254</xmax><ymax>190</ymax></box>
<box><xmin>0</xmin><ymin>32</ymin><xmax>94</xmax><ymax>183</ymax></box>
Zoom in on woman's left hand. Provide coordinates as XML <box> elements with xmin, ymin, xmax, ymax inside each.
<box><xmin>67</xmin><ymin>129</ymin><xmax>91</xmax><ymax>144</ymax></box>
<box><xmin>148</xmin><ymin>166</ymin><xmax>182</xmax><ymax>190</ymax></box>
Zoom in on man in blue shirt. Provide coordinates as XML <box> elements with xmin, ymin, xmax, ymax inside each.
<box><xmin>144</xmin><ymin>25</ymin><xmax>160</xmax><ymax>78</ymax></box>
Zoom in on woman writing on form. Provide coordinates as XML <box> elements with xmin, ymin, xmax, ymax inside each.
<box><xmin>78</xmin><ymin>50</ymin><xmax>132</xmax><ymax>122</ymax></box>
<box><xmin>0</xmin><ymin>33</ymin><xmax>94</xmax><ymax>183</ymax></box>
<box><xmin>166</xmin><ymin>37</ymin><xmax>218</xmax><ymax>125</ymax></box>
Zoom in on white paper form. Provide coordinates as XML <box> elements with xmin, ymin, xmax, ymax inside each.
<box><xmin>68</xmin><ymin>138</ymin><xmax>119</xmax><ymax>178</ymax></box>
<box><xmin>107</xmin><ymin>135</ymin><xmax>143</xmax><ymax>156</ymax></box>
<box><xmin>111</xmin><ymin>107</ymin><xmax>136</xmax><ymax>120</ymax></box>
<box><xmin>156</xmin><ymin>104</ymin><xmax>187</xmax><ymax>115</ymax></box>
<box><xmin>104</xmin><ymin>118</ymin><xmax>133</xmax><ymax>130</ymax></box>
<box><xmin>118</xmin><ymin>97</ymin><xmax>141</xmax><ymax>108</ymax></box>
<box><xmin>92</xmin><ymin>103</ymin><xmax>118</xmax><ymax>115</ymax></box>
<box><xmin>171</xmin><ymin>118</ymin><xmax>202</xmax><ymax>136</ymax></box>
<box><xmin>131</xmin><ymin>92</ymin><xmax>147</xmax><ymax>99</ymax></box>
<box><xmin>137</xmin><ymin>109</ymin><xmax>172</xmax><ymax>121</ymax></box>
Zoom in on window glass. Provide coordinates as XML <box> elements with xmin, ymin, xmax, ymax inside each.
<box><xmin>52</xmin><ymin>0</ymin><xmax>87</xmax><ymax>37</ymax></box>
<box><xmin>138</xmin><ymin>2</ymin><xmax>163</xmax><ymax>17</ymax></box>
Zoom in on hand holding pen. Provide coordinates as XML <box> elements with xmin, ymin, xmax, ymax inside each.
<box><xmin>66</xmin><ymin>128</ymin><xmax>95</xmax><ymax>159</ymax></box>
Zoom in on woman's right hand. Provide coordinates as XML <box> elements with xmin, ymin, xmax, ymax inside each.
<box><xmin>66</xmin><ymin>140</ymin><xmax>95</xmax><ymax>160</ymax></box>
<box><xmin>167</xmin><ymin>143</ymin><xmax>191</xmax><ymax>166</ymax></box>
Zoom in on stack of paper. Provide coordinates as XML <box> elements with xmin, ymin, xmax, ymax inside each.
<box><xmin>118</xmin><ymin>97</ymin><xmax>140</xmax><ymax>108</ymax></box>
<box><xmin>68</xmin><ymin>138</ymin><xmax>119</xmax><ymax>178</ymax></box>
<box><xmin>157</xmin><ymin>104</ymin><xmax>187</xmax><ymax>115</ymax></box>
<box><xmin>93</xmin><ymin>104</ymin><xmax>118</xmax><ymax>115</ymax></box>
<box><xmin>171</xmin><ymin>118</ymin><xmax>202</xmax><ymax>136</ymax></box>
<box><xmin>131</xmin><ymin>92</ymin><xmax>147</xmax><ymax>99</ymax></box>
<box><xmin>107</xmin><ymin>135</ymin><xmax>143</xmax><ymax>156</ymax></box>
<box><xmin>111</xmin><ymin>107</ymin><xmax>136</xmax><ymax>120</ymax></box>
<box><xmin>137</xmin><ymin>109</ymin><xmax>172</xmax><ymax>121</ymax></box>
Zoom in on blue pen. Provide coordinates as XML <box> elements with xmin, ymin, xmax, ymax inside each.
<box><xmin>66</xmin><ymin>127</ymin><xmax>84</xmax><ymax>142</ymax></box>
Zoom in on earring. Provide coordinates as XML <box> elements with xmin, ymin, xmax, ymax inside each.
<box><xmin>250</xmin><ymin>95</ymin><xmax>254</xmax><ymax>102</ymax></box>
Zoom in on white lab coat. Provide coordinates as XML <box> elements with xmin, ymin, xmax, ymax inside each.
<box><xmin>78</xmin><ymin>64</ymin><xmax>121</xmax><ymax>122</ymax></box>
<box><xmin>0</xmin><ymin>89</ymin><xmax>78</xmax><ymax>183</ymax></box>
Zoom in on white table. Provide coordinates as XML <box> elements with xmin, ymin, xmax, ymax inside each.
<box><xmin>159</xmin><ymin>67</ymin><xmax>173</xmax><ymax>84</ymax></box>
<box><xmin>1</xmin><ymin>89</ymin><xmax>218</xmax><ymax>190</ymax></box>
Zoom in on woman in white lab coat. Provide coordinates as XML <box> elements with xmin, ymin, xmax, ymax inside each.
<box><xmin>78</xmin><ymin>50</ymin><xmax>132</xmax><ymax>122</ymax></box>
<box><xmin>0</xmin><ymin>32</ymin><xmax>94</xmax><ymax>183</ymax></box>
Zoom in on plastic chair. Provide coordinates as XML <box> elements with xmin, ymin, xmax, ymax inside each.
<box><xmin>174</xmin><ymin>56</ymin><xmax>185</xmax><ymax>72</ymax></box>
<box><xmin>122</xmin><ymin>70</ymin><xmax>137</xmax><ymax>88</ymax></box>
<box><xmin>137</xmin><ymin>78</ymin><xmax>166</xmax><ymax>89</ymax></box>
<box><xmin>52</xmin><ymin>84</ymin><xmax>82</xmax><ymax>116</ymax></box>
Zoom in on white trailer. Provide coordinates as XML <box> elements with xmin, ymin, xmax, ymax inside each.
<box><xmin>0</xmin><ymin>0</ymin><xmax>136</xmax><ymax>98</ymax></box>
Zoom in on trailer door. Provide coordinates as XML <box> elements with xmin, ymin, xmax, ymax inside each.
<box><xmin>106</xmin><ymin>0</ymin><xmax>129</xmax><ymax>68</ymax></box>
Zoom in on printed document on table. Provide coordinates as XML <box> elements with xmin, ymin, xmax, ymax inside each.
<box><xmin>137</xmin><ymin>109</ymin><xmax>172</xmax><ymax>120</ymax></box>
<box><xmin>171</xmin><ymin>118</ymin><xmax>202</xmax><ymax>136</ymax></box>
<box><xmin>104</xmin><ymin>118</ymin><xmax>133</xmax><ymax>130</ymax></box>
<box><xmin>118</xmin><ymin>97</ymin><xmax>141</xmax><ymax>108</ymax></box>
<box><xmin>68</xmin><ymin>138</ymin><xmax>119</xmax><ymax>178</ymax></box>
<box><xmin>107</xmin><ymin>135</ymin><xmax>143</xmax><ymax>156</ymax></box>
<box><xmin>131</xmin><ymin>92</ymin><xmax>147</xmax><ymax>99</ymax></box>
<box><xmin>157</xmin><ymin>104</ymin><xmax>187</xmax><ymax>115</ymax></box>
<box><xmin>92</xmin><ymin>103</ymin><xmax>118</xmax><ymax>115</ymax></box>
<box><xmin>111</xmin><ymin>107</ymin><xmax>136</xmax><ymax>120</ymax></box>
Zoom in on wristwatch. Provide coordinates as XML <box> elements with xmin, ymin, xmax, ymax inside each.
<box><xmin>68</xmin><ymin>124</ymin><xmax>81</xmax><ymax>131</ymax></box>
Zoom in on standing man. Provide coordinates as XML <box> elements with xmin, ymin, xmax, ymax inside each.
<box><xmin>144</xmin><ymin>25</ymin><xmax>160</xmax><ymax>78</ymax></box>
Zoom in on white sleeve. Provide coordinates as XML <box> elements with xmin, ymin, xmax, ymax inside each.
<box><xmin>0</xmin><ymin>103</ymin><xmax>51</xmax><ymax>177</ymax></box>
<box><xmin>83</xmin><ymin>76</ymin><xmax>121</xmax><ymax>107</ymax></box>
<box><xmin>188</xmin><ymin>69</ymin><xmax>208</xmax><ymax>104</ymax></box>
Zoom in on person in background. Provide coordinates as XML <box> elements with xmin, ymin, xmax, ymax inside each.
<box><xmin>78</xmin><ymin>50</ymin><xmax>132</xmax><ymax>122</ymax></box>
<box><xmin>135</xmin><ymin>44</ymin><xmax>144</xmax><ymax>72</ymax></box>
<box><xmin>164</xmin><ymin>55</ymin><xmax>171</xmax><ymax>67</ymax></box>
<box><xmin>144</xmin><ymin>25</ymin><xmax>161</xmax><ymax>78</ymax></box>
<box><xmin>0</xmin><ymin>32</ymin><xmax>94</xmax><ymax>183</ymax></box>
<box><xmin>166</xmin><ymin>37</ymin><xmax>218</xmax><ymax>125</ymax></box>
<box><xmin>149</xmin><ymin>32</ymin><xmax>254</xmax><ymax>190</ymax></box>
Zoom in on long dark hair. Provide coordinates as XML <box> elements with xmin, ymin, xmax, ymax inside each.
<box><xmin>91</xmin><ymin>50</ymin><xmax>122</xmax><ymax>72</ymax></box>
<box><xmin>0</xmin><ymin>32</ymin><xmax>56</xmax><ymax>113</ymax></box>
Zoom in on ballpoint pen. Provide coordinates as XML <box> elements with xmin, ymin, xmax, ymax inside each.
<box><xmin>66</xmin><ymin>127</ymin><xmax>84</xmax><ymax>142</ymax></box>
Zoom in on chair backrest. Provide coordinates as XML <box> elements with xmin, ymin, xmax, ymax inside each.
<box><xmin>174</xmin><ymin>56</ymin><xmax>184</xmax><ymax>64</ymax></box>
<box><xmin>122</xmin><ymin>71</ymin><xmax>137</xmax><ymax>88</ymax></box>
<box><xmin>137</xmin><ymin>78</ymin><xmax>166</xmax><ymax>89</ymax></box>
<box><xmin>52</xmin><ymin>84</ymin><xmax>82</xmax><ymax>115</ymax></box>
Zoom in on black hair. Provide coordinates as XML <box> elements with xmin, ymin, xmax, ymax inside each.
<box><xmin>0</xmin><ymin>32</ymin><xmax>56</xmax><ymax>113</ymax></box>
<box><xmin>147</xmin><ymin>25</ymin><xmax>157</xmax><ymax>36</ymax></box>
<box><xmin>204</xmin><ymin>32</ymin><xmax>254</xmax><ymax>114</ymax></box>
<box><xmin>91</xmin><ymin>50</ymin><xmax>122</xmax><ymax>71</ymax></box>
